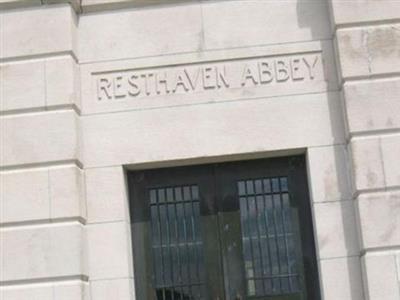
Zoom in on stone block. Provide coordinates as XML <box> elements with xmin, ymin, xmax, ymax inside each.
<box><xmin>381</xmin><ymin>134</ymin><xmax>400</xmax><ymax>187</ymax></box>
<box><xmin>343</xmin><ymin>78</ymin><xmax>400</xmax><ymax>134</ymax></box>
<box><xmin>53</xmin><ymin>281</ymin><xmax>90</xmax><ymax>300</ymax></box>
<box><xmin>0</xmin><ymin>111</ymin><xmax>79</xmax><ymax>167</ymax></box>
<box><xmin>85</xmin><ymin>166</ymin><xmax>129</xmax><ymax>223</ymax></box>
<box><xmin>0</xmin><ymin>165</ymin><xmax>85</xmax><ymax>224</ymax></box>
<box><xmin>0</xmin><ymin>60</ymin><xmax>46</xmax><ymax>112</ymax></box>
<box><xmin>350</xmin><ymin>137</ymin><xmax>385</xmax><ymax>191</ymax></box>
<box><xmin>0</xmin><ymin>281</ymin><xmax>89</xmax><ymax>300</ymax></box>
<box><xmin>202</xmin><ymin>0</ymin><xmax>330</xmax><ymax>50</ymax></box>
<box><xmin>0</xmin><ymin>223</ymin><xmax>86</xmax><ymax>282</ymax></box>
<box><xmin>90</xmin><ymin>278</ymin><xmax>135</xmax><ymax>300</ymax></box>
<box><xmin>362</xmin><ymin>253</ymin><xmax>400</xmax><ymax>300</ymax></box>
<box><xmin>79</xmin><ymin>3</ymin><xmax>202</xmax><ymax>63</ymax></box>
<box><xmin>0</xmin><ymin>5</ymin><xmax>77</xmax><ymax>59</ymax></box>
<box><xmin>0</xmin><ymin>56</ymin><xmax>80</xmax><ymax>113</ymax></box>
<box><xmin>307</xmin><ymin>144</ymin><xmax>352</xmax><ymax>203</ymax></box>
<box><xmin>313</xmin><ymin>200</ymin><xmax>359</xmax><ymax>259</ymax></box>
<box><xmin>46</xmin><ymin>56</ymin><xmax>81</xmax><ymax>111</ymax></box>
<box><xmin>0</xmin><ymin>169</ymin><xmax>49</xmax><ymax>224</ymax></box>
<box><xmin>336</xmin><ymin>24</ymin><xmax>400</xmax><ymax>81</ymax></box>
<box><xmin>357</xmin><ymin>191</ymin><xmax>400</xmax><ymax>249</ymax></box>
<box><xmin>0</xmin><ymin>284</ymin><xmax>53</xmax><ymax>300</ymax></box>
<box><xmin>87</xmin><ymin>221</ymin><xmax>133</xmax><ymax>280</ymax></box>
<box><xmin>330</xmin><ymin>0</ymin><xmax>400</xmax><ymax>27</ymax></box>
<box><xmin>81</xmin><ymin>92</ymin><xmax>345</xmax><ymax>168</ymax></box>
<box><xmin>319</xmin><ymin>256</ymin><xmax>364</xmax><ymax>300</ymax></box>
<box><xmin>49</xmin><ymin>165</ymin><xmax>86</xmax><ymax>220</ymax></box>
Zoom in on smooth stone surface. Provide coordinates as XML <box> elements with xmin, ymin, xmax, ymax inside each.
<box><xmin>357</xmin><ymin>191</ymin><xmax>400</xmax><ymax>249</ymax></box>
<box><xmin>362</xmin><ymin>253</ymin><xmax>400</xmax><ymax>300</ymax></box>
<box><xmin>0</xmin><ymin>5</ymin><xmax>77</xmax><ymax>59</ymax></box>
<box><xmin>313</xmin><ymin>200</ymin><xmax>359</xmax><ymax>259</ymax></box>
<box><xmin>81</xmin><ymin>92</ymin><xmax>345</xmax><ymax>168</ymax></box>
<box><xmin>307</xmin><ymin>144</ymin><xmax>352</xmax><ymax>203</ymax></box>
<box><xmin>343</xmin><ymin>78</ymin><xmax>400</xmax><ymax>134</ymax></box>
<box><xmin>0</xmin><ymin>223</ymin><xmax>86</xmax><ymax>282</ymax></box>
<box><xmin>0</xmin><ymin>111</ymin><xmax>80</xmax><ymax>167</ymax></box>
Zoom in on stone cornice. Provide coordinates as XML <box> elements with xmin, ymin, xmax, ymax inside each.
<box><xmin>0</xmin><ymin>0</ymin><xmax>195</xmax><ymax>14</ymax></box>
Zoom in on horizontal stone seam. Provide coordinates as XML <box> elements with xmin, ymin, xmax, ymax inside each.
<box><xmin>318</xmin><ymin>254</ymin><xmax>360</xmax><ymax>262</ymax></box>
<box><xmin>86</xmin><ymin>219</ymin><xmax>130</xmax><ymax>226</ymax></box>
<box><xmin>0</xmin><ymin>275</ymin><xmax>88</xmax><ymax>287</ymax></box>
<box><xmin>312</xmin><ymin>198</ymin><xmax>353</xmax><ymax>205</ymax></box>
<box><xmin>352</xmin><ymin>185</ymin><xmax>400</xmax><ymax>199</ymax></box>
<box><xmin>0</xmin><ymin>217</ymin><xmax>86</xmax><ymax>229</ymax></box>
<box><xmin>89</xmin><ymin>276</ymin><xmax>134</xmax><ymax>283</ymax></box>
<box><xmin>0</xmin><ymin>159</ymin><xmax>84</xmax><ymax>172</ymax></box>
<box><xmin>0</xmin><ymin>50</ymin><xmax>78</xmax><ymax>65</ymax></box>
<box><xmin>81</xmin><ymin>0</ymin><xmax>192</xmax><ymax>14</ymax></box>
<box><xmin>334</xmin><ymin>18</ymin><xmax>400</xmax><ymax>31</ymax></box>
<box><xmin>339</xmin><ymin>73</ymin><xmax>400</xmax><ymax>88</ymax></box>
<box><xmin>361</xmin><ymin>246</ymin><xmax>400</xmax><ymax>257</ymax></box>
<box><xmin>80</xmin><ymin>89</ymin><xmax>340</xmax><ymax>116</ymax></box>
<box><xmin>0</xmin><ymin>104</ymin><xmax>81</xmax><ymax>117</ymax></box>
<box><xmin>346</xmin><ymin>128</ymin><xmax>400</xmax><ymax>141</ymax></box>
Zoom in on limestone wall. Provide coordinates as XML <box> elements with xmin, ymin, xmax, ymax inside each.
<box><xmin>0</xmin><ymin>1</ymin><xmax>399</xmax><ymax>299</ymax></box>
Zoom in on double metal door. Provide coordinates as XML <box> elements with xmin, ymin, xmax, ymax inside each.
<box><xmin>129</xmin><ymin>156</ymin><xmax>320</xmax><ymax>300</ymax></box>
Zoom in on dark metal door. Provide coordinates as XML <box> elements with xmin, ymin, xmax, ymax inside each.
<box><xmin>128</xmin><ymin>156</ymin><xmax>321</xmax><ymax>300</ymax></box>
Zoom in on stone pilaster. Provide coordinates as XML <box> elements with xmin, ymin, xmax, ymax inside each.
<box><xmin>0</xmin><ymin>3</ymin><xmax>88</xmax><ymax>299</ymax></box>
<box><xmin>329</xmin><ymin>1</ymin><xmax>400</xmax><ymax>299</ymax></box>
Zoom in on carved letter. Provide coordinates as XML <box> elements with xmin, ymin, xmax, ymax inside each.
<box><xmin>290</xmin><ymin>58</ymin><xmax>304</xmax><ymax>81</ymax></box>
<box><xmin>202</xmin><ymin>67</ymin><xmax>216</xmax><ymax>90</ymax></box>
<box><xmin>303</xmin><ymin>56</ymin><xmax>318</xmax><ymax>80</ymax></box>
<box><xmin>128</xmin><ymin>74</ymin><xmax>141</xmax><ymax>97</ymax></box>
<box><xmin>173</xmin><ymin>70</ymin><xmax>190</xmax><ymax>93</ymax></box>
<box><xmin>241</xmin><ymin>64</ymin><xmax>258</xmax><ymax>86</ymax></box>
<box><xmin>113</xmin><ymin>76</ymin><xmax>126</xmax><ymax>98</ymax></box>
<box><xmin>258</xmin><ymin>61</ymin><xmax>273</xmax><ymax>84</ymax></box>
<box><xmin>185</xmin><ymin>68</ymin><xmax>200</xmax><ymax>91</ymax></box>
<box><xmin>216</xmin><ymin>66</ymin><xmax>230</xmax><ymax>89</ymax></box>
<box><xmin>156</xmin><ymin>72</ymin><xmax>170</xmax><ymax>95</ymax></box>
<box><xmin>97</xmin><ymin>78</ymin><xmax>112</xmax><ymax>101</ymax></box>
<box><xmin>275</xmin><ymin>60</ymin><xmax>289</xmax><ymax>82</ymax></box>
<box><xmin>141</xmin><ymin>73</ymin><xmax>153</xmax><ymax>96</ymax></box>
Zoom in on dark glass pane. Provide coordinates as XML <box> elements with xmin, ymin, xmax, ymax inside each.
<box><xmin>150</xmin><ymin>185</ymin><xmax>207</xmax><ymax>299</ymax></box>
<box><xmin>238</xmin><ymin>177</ymin><xmax>301</xmax><ymax>297</ymax></box>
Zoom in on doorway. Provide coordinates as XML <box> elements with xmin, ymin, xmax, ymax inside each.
<box><xmin>128</xmin><ymin>156</ymin><xmax>320</xmax><ymax>300</ymax></box>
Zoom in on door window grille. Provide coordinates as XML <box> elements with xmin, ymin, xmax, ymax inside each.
<box><xmin>149</xmin><ymin>185</ymin><xmax>206</xmax><ymax>299</ymax></box>
<box><xmin>238</xmin><ymin>177</ymin><xmax>300</xmax><ymax>297</ymax></box>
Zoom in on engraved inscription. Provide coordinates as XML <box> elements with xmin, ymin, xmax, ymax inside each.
<box><xmin>95</xmin><ymin>54</ymin><xmax>321</xmax><ymax>101</ymax></box>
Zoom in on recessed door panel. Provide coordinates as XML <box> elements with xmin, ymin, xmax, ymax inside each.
<box><xmin>128</xmin><ymin>156</ymin><xmax>321</xmax><ymax>300</ymax></box>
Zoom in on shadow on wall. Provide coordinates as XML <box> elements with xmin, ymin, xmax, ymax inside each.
<box><xmin>296</xmin><ymin>0</ymin><xmax>332</xmax><ymax>40</ymax></box>
<box><xmin>297</xmin><ymin>0</ymin><xmax>365</xmax><ymax>299</ymax></box>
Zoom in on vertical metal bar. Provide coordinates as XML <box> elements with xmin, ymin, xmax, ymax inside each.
<box><xmin>261</xmin><ymin>179</ymin><xmax>274</xmax><ymax>294</ymax></box>
<box><xmin>279</xmin><ymin>178</ymin><xmax>292</xmax><ymax>292</ymax></box>
<box><xmin>244</xmin><ymin>180</ymin><xmax>256</xmax><ymax>295</ymax></box>
<box><xmin>181</xmin><ymin>186</ymin><xmax>192</xmax><ymax>298</ymax></box>
<box><xmin>150</xmin><ymin>189</ymin><xmax>161</xmax><ymax>299</ymax></box>
<box><xmin>155</xmin><ymin>189</ymin><xmax>166</xmax><ymax>295</ymax></box>
<box><xmin>252</xmin><ymin>180</ymin><xmax>266</xmax><ymax>295</ymax></box>
<box><xmin>173</xmin><ymin>187</ymin><xmax>184</xmax><ymax>300</ymax></box>
<box><xmin>190</xmin><ymin>186</ymin><xmax>201</xmax><ymax>284</ymax></box>
<box><xmin>164</xmin><ymin>189</ymin><xmax>174</xmax><ymax>293</ymax></box>
<box><xmin>270</xmin><ymin>179</ymin><xmax>283</xmax><ymax>293</ymax></box>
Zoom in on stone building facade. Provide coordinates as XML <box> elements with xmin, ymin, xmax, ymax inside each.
<box><xmin>0</xmin><ymin>0</ymin><xmax>399</xmax><ymax>299</ymax></box>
